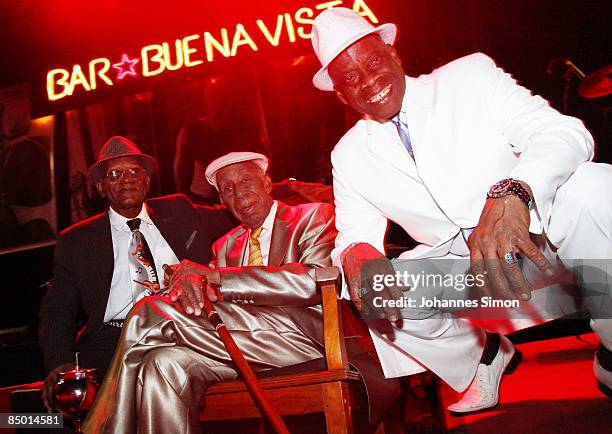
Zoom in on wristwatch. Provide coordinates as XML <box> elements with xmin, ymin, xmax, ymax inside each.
<box><xmin>487</xmin><ymin>178</ymin><xmax>532</xmax><ymax>209</ymax></box>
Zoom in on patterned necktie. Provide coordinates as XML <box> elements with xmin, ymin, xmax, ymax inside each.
<box><xmin>127</xmin><ymin>218</ymin><xmax>160</xmax><ymax>300</ymax></box>
<box><xmin>391</xmin><ymin>114</ymin><xmax>413</xmax><ymax>156</ymax></box>
<box><xmin>247</xmin><ymin>227</ymin><xmax>264</xmax><ymax>266</ymax></box>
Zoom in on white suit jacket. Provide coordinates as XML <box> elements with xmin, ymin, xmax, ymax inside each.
<box><xmin>330</xmin><ymin>53</ymin><xmax>595</xmax><ymax>379</ymax></box>
<box><xmin>331</xmin><ymin>53</ymin><xmax>594</xmax><ymax>295</ymax></box>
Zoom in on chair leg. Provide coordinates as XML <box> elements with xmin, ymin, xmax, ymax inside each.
<box><xmin>322</xmin><ymin>382</ymin><xmax>353</xmax><ymax>434</ymax></box>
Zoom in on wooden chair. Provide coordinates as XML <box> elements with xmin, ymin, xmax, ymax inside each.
<box><xmin>200</xmin><ymin>266</ymin><xmax>384</xmax><ymax>434</ymax></box>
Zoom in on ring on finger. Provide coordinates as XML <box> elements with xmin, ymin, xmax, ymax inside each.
<box><xmin>173</xmin><ymin>289</ymin><xmax>185</xmax><ymax>298</ymax></box>
<box><xmin>503</xmin><ymin>251</ymin><xmax>519</xmax><ymax>265</ymax></box>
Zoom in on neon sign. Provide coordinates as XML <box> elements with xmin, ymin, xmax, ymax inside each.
<box><xmin>46</xmin><ymin>0</ymin><xmax>379</xmax><ymax>101</ymax></box>
<box><xmin>113</xmin><ymin>54</ymin><xmax>140</xmax><ymax>80</ymax></box>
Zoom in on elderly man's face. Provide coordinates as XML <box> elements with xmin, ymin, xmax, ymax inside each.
<box><xmin>328</xmin><ymin>34</ymin><xmax>405</xmax><ymax>123</ymax></box>
<box><xmin>216</xmin><ymin>161</ymin><xmax>273</xmax><ymax>229</ymax></box>
<box><xmin>96</xmin><ymin>156</ymin><xmax>150</xmax><ymax>218</ymax></box>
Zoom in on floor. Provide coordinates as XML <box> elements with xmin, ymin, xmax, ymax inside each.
<box><xmin>2</xmin><ymin>332</ymin><xmax>610</xmax><ymax>433</ymax></box>
<box><xmin>439</xmin><ymin>333</ymin><xmax>612</xmax><ymax>434</ymax></box>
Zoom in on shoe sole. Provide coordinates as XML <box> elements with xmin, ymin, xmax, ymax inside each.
<box><xmin>449</xmin><ymin>347</ymin><xmax>523</xmax><ymax>416</ymax></box>
<box><xmin>450</xmin><ymin>403</ymin><xmax>500</xmax><ymax>416</ymax></box>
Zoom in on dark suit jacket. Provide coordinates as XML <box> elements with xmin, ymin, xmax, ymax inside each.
<box><xmin>38</xmin><ymin>194</ymin><xmax>234</xmax><ymax>374</ymax></box>
<box><xmin>212</xmin><ymin>201</ymin><xmax>399</xmax><ymax>424</ymax></box>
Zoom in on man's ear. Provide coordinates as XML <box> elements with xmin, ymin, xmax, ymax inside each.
<box><xmin>335</xmin><ymin>90</ymin><xmax>349</xmax><ymax>106</ymax></box>
<box><xmin>95</xmin><ymin>180</ymin><xmax>106</xmax><ymax>198</ymax></box>
<box><xmin>145</xmin><ymin>176</ymin><xmax>151</xmax><ymax>193</ymax></box>
<box><xmin>387</xmin><ymin>45</ymin><xmax>403</xmax><ymax>67</ymax></box>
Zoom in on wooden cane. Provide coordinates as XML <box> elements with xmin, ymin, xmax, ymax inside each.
<box><xmin>201</xmin><ymin>283</ymin><xmax>290</xmax><ymax>434</ymax></box>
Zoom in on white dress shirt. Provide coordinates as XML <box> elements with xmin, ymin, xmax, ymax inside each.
<box><xmin>242</xmin><ymin>201</ymin><xmax>278</xmax><ymax>266</ymax></box>
<box><xmin>104</xmin><ymin>205</ymin><xmax>180</xmax><ymax>321</ymax></box>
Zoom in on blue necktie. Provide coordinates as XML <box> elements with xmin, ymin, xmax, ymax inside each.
<box><xmin>391</xmin><ymin>115</ymin><xmax>413</xmax><ymax>156</ymax></box>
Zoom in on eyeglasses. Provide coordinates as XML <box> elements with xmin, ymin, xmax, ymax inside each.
<box><xmin>103</xmin><ymin>168</ymin><xmax>146</xmax><ymax>182</ymax></box>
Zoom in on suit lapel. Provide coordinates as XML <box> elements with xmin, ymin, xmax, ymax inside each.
<box><xmin>268</xmin><ymin>202</ymin><xmax>291</xmax><ymax>267</ymax></box>
<box><xmin>368</xmin><ymin>123</ymin><xmax>418</xmax><ymax>179</ymax></box>
<box><xmin>93</xmin><ymin>213</ymin><xmax>114</xmax><ymax>281</ymax></box>
<box><xmin>90</xmin><ymin>213</ymin><xmax>114</xmax><ymax>323</ymax></box>
<box><xmin>223</xmin><ymin>202</ymin><xmax>289</xmax><ymax>267</ymax></box>
<box><xmin>403</xmin><ymin>76</ymin><xmax>433</xmax><ymax>162</ymax></box>
<box><xmin>366</xmin><ymin>76</ymin><xmax>433</xmax><ymax>180</ymax></box>
<box><xmin>147</xmin><ymin>201</ymin><xmax>189</xmax><ymax>260</ymax></box>
<box><xmin>226</xmin><ymin>227</ymin><xmax>248</xmax><ymax>267</ymax></box>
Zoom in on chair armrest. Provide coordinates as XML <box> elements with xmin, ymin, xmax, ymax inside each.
<box><xmin>315</xmin><ymin>266</ymin><xmax>349</xmax><ymax>371</ymax></box>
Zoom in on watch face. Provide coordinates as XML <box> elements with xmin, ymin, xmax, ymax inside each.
<box><xmin>488</xmin><ymin>178</ymin><xmax>514</xmax><ymax>197</ymax></box>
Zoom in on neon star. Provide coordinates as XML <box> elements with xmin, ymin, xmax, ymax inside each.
<box><xmin>113</xmin><ymin>54</ymin><xmax>140</xmax><ymax>80</ymax></box>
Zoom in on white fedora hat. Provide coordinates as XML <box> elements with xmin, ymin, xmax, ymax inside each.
<box><xmin>311</xmin><ymin>7</ymin><xmax>397</xmax><ymax>91</ymax></box>
<box><xmin>205</xmin><ymin>151</ymin><xmax>269</xmax><ymax>190</ymax></box>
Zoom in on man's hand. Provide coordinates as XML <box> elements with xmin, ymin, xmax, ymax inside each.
<box><xmin>42</xmin><ymin>362</ymin><xmax>74</xmax><ymax>412</ymax></box>
<box><xmin>468</xmin><ymin>187</ymin><xmax>555</xmax><ymax>301</ymax></box>
<box><xmin>164</xmin><ymin>260</ymin><xmax>220</xmax><ymax>316</ymax></box>
<box><xmin>342</xmin><ymin>243</ymin><xmax>404</xmax><ymax>326</ymax></box>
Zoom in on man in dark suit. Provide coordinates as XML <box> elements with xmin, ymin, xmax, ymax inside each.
<box><xmin>38</xmin><ymin>136</ymin><xmax>234</xmax><ymax>411</ymax></box>
<box><xmin>83</xmin><ymin>152</ymin><xmax>398</xmax><ymax>434</ymax></box>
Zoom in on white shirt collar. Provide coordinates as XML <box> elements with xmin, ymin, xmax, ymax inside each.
<box><xmin>108</xmin><ymin>204</ymin><xmax>153</xmax><ymax>232</ymax></box>
<box><xmin>249</xmin><ymin>200</ymin><xmax>277</xmax><ymax>234</ymax></box>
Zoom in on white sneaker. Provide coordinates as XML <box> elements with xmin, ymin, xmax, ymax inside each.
<box><xmin>594</xmin><ymin>349</ymin><xmax>612</xmax><ymax>398</ymax></box>
<box><xmin>447</xmin><ymin>335</ymin><xmax>521</xmax><ymax>414</ymax></box>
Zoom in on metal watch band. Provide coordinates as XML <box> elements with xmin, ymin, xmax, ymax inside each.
<box><xmin>487</xmin><ymin>178</ymin><xmax>532</xmax><ymax>208</ymax></box>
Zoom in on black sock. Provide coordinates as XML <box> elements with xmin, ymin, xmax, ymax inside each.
<box><xmin>597</xmin><ymin>344</ymin><xmax>612</xmax><ymax>371</ymax></box>
<box><xmin>480</xmin><ymin>333</ymin><xmax>501</xmax><ymax>365</ymax></box>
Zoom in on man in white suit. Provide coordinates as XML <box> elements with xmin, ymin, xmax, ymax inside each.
<box><xmin>310</xmin><ymin>7</ymin><xmax>612</xmax><ymax>412</ymax></box>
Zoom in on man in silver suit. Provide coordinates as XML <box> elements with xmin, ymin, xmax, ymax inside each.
<box><xmin>83</xmin><ymin>152</ymin><xmax>396</xmax><ymax>433</ymax></box>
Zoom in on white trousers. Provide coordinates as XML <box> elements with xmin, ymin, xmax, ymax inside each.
<box><xmin>370</xmin><ymin>162</ymin><xmax>612</xmax><ymax>391</ymax></box>
<box><xmin>548</xmin><ymin>162</ymin><xmax>612</xmax><ymax>351</ymax></box>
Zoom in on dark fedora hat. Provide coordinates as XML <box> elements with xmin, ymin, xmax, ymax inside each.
<box><xmin>88</xmin><ymin>136</ymin><xmax>157</xmax><ymax>183</ymax></box>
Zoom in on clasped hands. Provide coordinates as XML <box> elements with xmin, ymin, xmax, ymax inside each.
<box><xmin>163</xmin><ymin>259</ymin><xmax>221</xmax><ymax>316</ymax></box>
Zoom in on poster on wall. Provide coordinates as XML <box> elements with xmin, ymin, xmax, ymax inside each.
<box><xmin>0</xmin><ymin>85</ymin><xmax>56</xmax><ymax>253</ymax></box>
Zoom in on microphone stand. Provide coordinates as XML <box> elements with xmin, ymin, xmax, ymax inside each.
<box><xmin>547</xmin><ymin>58</ymin><xmax>586</xmax><ymax>114</ymax></box>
